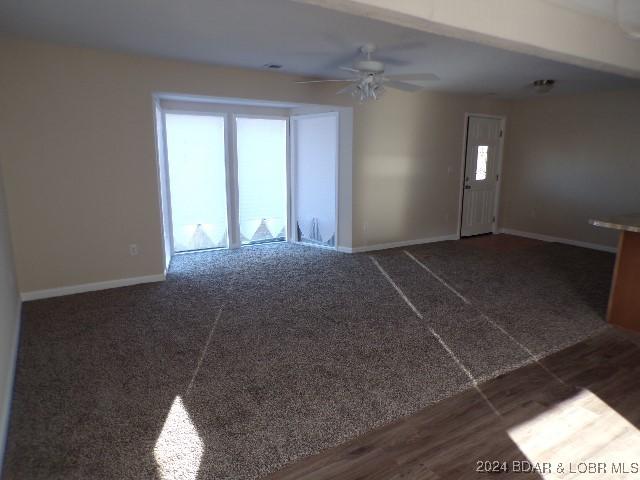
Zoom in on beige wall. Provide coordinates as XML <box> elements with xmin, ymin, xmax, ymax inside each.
<box><xmin>500</xmin><ymin>88</ymin><xmax>640</xmax><ymax>248</ymax></box>
<box><xmin>1</xmin><ymin>36</ymin><xmax>510</xmax><ymax>292</ymax></box>
<box><xmin>0</xmin><ymin>37</ymin><xmax>335</xmax><ymax>293</ymax></box>
<box><xmin>0</xmin><ymin>162</ymin><xmax>20</xmax><ymax>467</ymax></box>
<box><xmin>3</xmin><ymin>36</ymin><xmax>636</xmax><ymax>294</ymax></box>
<box><xmin>351</xmin><ymin>91</ymin><xmax>508</xmax><ymax>247</ymax></box>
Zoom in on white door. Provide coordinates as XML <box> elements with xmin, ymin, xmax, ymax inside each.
<box><xmin>461</xmin><ymin>116</ymin><xmax>502</xmax><ymax>237</ymax></box>
<box><xmin>291</xmin><ymin>113</ymin><xmax>338</xmax><ymax>248</ymax></box>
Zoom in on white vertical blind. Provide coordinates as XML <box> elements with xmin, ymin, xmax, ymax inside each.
<box><xmin>165</xmin><ymin>113</ymin><xmax>228</xmax><ymax>252</ymax></box>
<box><xmin>236</xmin><ymin>117</ymin><xmax>287</xmax><ymax>244</ymax></box>
<box><xmin>293</xmin><ymin>114</ymin><xmax>337</xmax><ymax>247</ymax></box>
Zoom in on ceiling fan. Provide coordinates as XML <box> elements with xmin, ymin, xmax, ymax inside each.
<box><xmin>295</xmin><ymin>43</ymin><xmax>439</xmax><ymax>102</ymax></box>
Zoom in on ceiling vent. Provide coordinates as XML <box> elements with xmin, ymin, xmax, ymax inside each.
<box><xmin>532</xmin><ymin>79</ymin><xmax>556</xmax><ymax>94</ymax></box>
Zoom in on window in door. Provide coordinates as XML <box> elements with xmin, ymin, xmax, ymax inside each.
<box><xmin>475</xmin><ymin>145</ymin><xmax>488</xmax><ymax>181</ymax></box>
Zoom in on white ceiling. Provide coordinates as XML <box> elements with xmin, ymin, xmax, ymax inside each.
<box><xmin>548</xmin><ymin>0</ymin><xmax>618</xmax><ymax>20</ymax></box>
<box><xmin>552</xmin><ymin>0</ymin><xmax>640</xmax><ymax>35</ymax></box>
<box><xmin>1</xmin><ymin>0</ymin><xmax>639</xmax><ymax>98</ymax></box>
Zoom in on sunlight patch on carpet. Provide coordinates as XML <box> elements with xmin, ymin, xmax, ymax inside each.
<box><xmin>154</xmin><ymin>396</ymin><xmax>203</xmax><ymax>480</ymax></box>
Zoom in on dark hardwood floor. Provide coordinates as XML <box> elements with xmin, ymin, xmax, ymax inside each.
<box><xmin>268</xmin><ymin>328</ymin><xmax>640</xmax><ymax>479</ymax></box>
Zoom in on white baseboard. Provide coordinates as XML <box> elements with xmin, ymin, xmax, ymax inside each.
<box><xmin>339</xmin><ymin>234</ymin><xmax>459</xmax><ymax>254</ymax></box>
<box><xmin>20</xmin><ymin>274</ymin><xmax>166</xmax><ymax>301</ymax></box>
<box><xmin>499</xmin><ymin>228</ymin><xmax>617</xmax><ymax>253</ymax></box>
<box><xmin>0</xmin><ymin>299</ymin><xmax>22</xmax><ymax>473</ymax></box>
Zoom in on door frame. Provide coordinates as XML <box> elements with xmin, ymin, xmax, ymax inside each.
<box><xmin>457</xmin><ymin>113</ymin><xmax>507</xmax><ymax>238</ymax></box>
<box><xmin>289</xmin><ymin>111</ymin><xmax>340</xmax><ymax>250</ymax></box>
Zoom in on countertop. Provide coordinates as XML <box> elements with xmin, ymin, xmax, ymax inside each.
<box><xmin>590</xmin><ymin>214</ymin><xmax>640</xmax><ymax>233</ymax></box>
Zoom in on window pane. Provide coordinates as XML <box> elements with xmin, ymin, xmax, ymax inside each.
<box><xmin>165</xmin><ymin>114</ymin><xmax>228</xmax><ymax>252</ymax></box>
<box><xmin>475</xmin><ymin>145</ymin><xmax>488</xmax><ymax>181</ymax></box>
<box><xmin>294</xmin><ymin>115</ymin><xmax>337</xmax><ymax>247</ymax></box>
<box><xmin>236</xmin><ymin>118</ymin><xmax>287</xmax><ymax>245</ymax></box>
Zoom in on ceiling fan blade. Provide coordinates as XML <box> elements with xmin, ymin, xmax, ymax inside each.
<box><xmin>320</xmin><ymin>33</ymin><xmax>358</xmax><ymax>51</ymax></box>
<box><xmin>295</xmin><ymin>79</ymin><xmax>355</xmax><ymax>84</ymax></box>
<box><xmin>289</xmin><ymin>50</ymin><xmax>358</xmax><ymax>73</ymax></box>
<box><xmin>374</xmin><ymin>55</ymin><xmax>412</xmax><ymax>67</ymax></box>
<box><xmin>386</xmin><ymin>73</ymin><xmax>440</xmax><ymax>82</ymax></box>
<box><xmin>322</xmin><ymin>52</ymin><xmax>361</xmax><ymax>72</ymax></box>
<box><xmin>384</xmin><ymin>80</ymin><xmax>426</xmax><ymax>92</ymax></box>
<box><xmin>337</xmin><ymin>84</ymin><xmax>358</xmax><ymax>95</ymax></box>
<box><xmin>339</xmin><ymin>66</ymin><xmax>360</xmax><ymax>73</ymax></box>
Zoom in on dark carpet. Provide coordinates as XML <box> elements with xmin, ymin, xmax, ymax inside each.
<box><xmin>1</xmin><ymin>236</ymin><xmax>614</xmax><ymax>479</ymax></box>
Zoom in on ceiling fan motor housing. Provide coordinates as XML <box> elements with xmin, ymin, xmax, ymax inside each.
<box><xmin>353</xmin><ymin>59</ymin><xmax>385</xmax><ymax>74</ymax></box>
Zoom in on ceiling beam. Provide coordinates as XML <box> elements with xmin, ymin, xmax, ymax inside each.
<box><xmin>292</xmin><ymin>0</ymin><xmax>640</xmax><ymax>79</ymax></box>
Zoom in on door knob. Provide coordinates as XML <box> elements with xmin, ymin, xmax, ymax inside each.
<box><xmin>464</xmin><ymin>185</ymin><xmax>471</xmax><ymax>190</ymax></box>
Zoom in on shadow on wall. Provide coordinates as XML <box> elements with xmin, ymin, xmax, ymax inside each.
<box><xmin>352</xmin><ymin>92</ymin><xmax>508</xmax><ymax>247</ymax></box>
<box><xmin>353</xmin><ymin>97</ymin><xmax>437</xmax><ymax>246</ymax></box>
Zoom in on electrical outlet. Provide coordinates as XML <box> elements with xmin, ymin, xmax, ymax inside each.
<box><xmin>129</xmin><ymin>244</ymin><xmax>139</xmax><ymax>256</ymax></box>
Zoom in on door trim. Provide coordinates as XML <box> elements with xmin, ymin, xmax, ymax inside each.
<box><xmin>457</xmin><ymin>113</ymin><xmax>507</xmax><ymax>238</ymax></box>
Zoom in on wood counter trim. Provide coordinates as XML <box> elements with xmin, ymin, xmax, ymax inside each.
<box><xmin>607</xmin><ymin>230</ymin><xmax>640</xmax><ymax>330</ymax></box>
